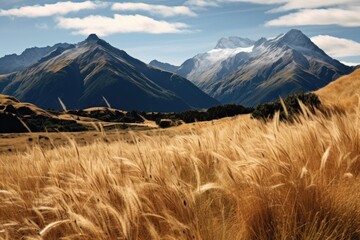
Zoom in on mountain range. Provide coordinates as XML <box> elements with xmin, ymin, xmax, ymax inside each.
<box><xmin>150</xmin><ymin>30</ymin><xmax>354</xmax><ymax>106</ymax></box>
<box><xmin>0</xmin><ymin>29</ymin><xmax>356</xmax><ymax>112</ymax></box>
<box><xmin>0</xmin><ymin>43</ymin><xmax>72</xmax><ymax>74</ymax></box>
<box><xmin>0</xmin><ymin>34</ymin><xmax>218</xmax><ymax>112</ymax></box>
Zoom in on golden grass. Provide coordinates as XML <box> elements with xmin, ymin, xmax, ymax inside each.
<box><xmin>1</xmin><ymin>106</ymin><xmax>360</xmax><ymax>239</ymax></box>
<box><xmin>316</xmin><ymin>69</ymin><xmax>360</xmax><ymax>111</ymax></box>
<box><xmin>0</xmin><ymin>94</ymin><xmax>53</xmax><ymax>119</ymax></box>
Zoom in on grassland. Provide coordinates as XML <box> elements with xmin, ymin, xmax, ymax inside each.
<box><xmin>317</xmin><ymin>69</ymin><xmax>360</xmax><ymax>111</ymax></box>
<box><xmin>1</xmin><ymin>99</ymin><xmax>360</xmax><ymax>239</ymax></box>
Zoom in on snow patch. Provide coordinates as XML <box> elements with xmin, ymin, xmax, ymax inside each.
<box><xmin>206</xmin><ymin>46</ymin><xmax>253</xmax><ymax>63</ymax></box>
<box><xmin>268</xmin><ymin>34</ymin><xmax>284</xmax><ymax>41</ymax></box>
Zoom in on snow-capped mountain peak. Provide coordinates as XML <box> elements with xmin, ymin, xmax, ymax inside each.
<box><xmin>178</xmin><ymin>44</ymin><xmax>254</xmax><ymax>86</ymax></box>
<box><xmin>274</xmin><ymin>29</ymin><xmax>320</xmax><ymax>52</ymax></box>
<box><xmin>170</xmin><ymin>29</ymin><xmax>353</xmax><ymax>107</ymax></box>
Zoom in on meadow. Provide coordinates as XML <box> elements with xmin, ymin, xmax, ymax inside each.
<box><xmin>1</xmin><ymin>103</ymin><xmax>360</xmax><ymax>239</ymax></box>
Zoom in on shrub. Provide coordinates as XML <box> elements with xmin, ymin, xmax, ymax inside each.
<box><xmin>207</xmin><ymin>104</ymin><xmax>253</xmax><ymax>119</ymax></box>
<box><xmin>252</xmin><ymin>93</ymin><xmax>321</xmax><ymax>121</ymax></box>
<box><xmin>23</xmin><ymin>115</ymin><xmax>87</xmax><ymax>132</ymax></box>
<box><xmin>158</xmin><ymin>119</ymin><xmax>173</xmax><ymax>128</ymax></box>
<box><xmin>68</xmin><ymin>109</ymin><xmax>144</xmax><ymax>123</ymax></box>
<box><xmin>149</xmin><ymin>104</ymin><xmax>253</xmax><ymax>127</ymax></box>
<box><xmin>177</xmin><ymin>110</ymin><xmax>208</xmax><ymax>123</ymax></box>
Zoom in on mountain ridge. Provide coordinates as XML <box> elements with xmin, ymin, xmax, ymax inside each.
<box><xmin>149</xmin><ymin>60</ymin><xmax>179</xmax><ymax>73</ymax></box>
<box><xmin>0</xmin><ymin>43</ymin><xmax>72</xmax><ymax>74</ymax></box>
<box><xmin>150</xmin><ymin>29</ymin><xmax>354</xmax><ymax>107</ymax></box>
<box><xmin>0</xmin><ymin>34</ymin><xmax>219</xmax><ymax>112</ymax></box>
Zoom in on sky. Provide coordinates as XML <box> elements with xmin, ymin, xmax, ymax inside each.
<box><xmin>0</xmin><ymin>0</ymin><xmax>359</xmax><ymax>66</ymax></box>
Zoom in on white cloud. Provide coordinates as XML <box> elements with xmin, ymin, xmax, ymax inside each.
<box><xmin>185</xmin><ymin>0</ymin><xmax>219</xmax><ymax>8</ymax></box>
<box><xmin>195</xmin><ymin>0</ymin><xmax>282</xmax><ymax>8</ymax></box>
<box><xmin>186</xmin><ymin>0</ymin><xmax>360</xmax><ymax>28</ymax></box>
<box><xmin>111</xmin><ymin>3</ymin><xmax>197</xmax><ymax>17</ymax></box>
<box><xmin>186</xmin><ymin>0</ymin><xmax>286</xmax><ymax>8</ymax></box>
<box><xmin>186</xmin><ymin>0</ymin><xmax>359</xmax><ymax>11</ymax></box>
<box><xmin>56</xmin><ymin>14</ymin><xmax>191</xmax><ymax>36</ymax></box>
<box><xmin>266</xmin><ymin>8</ymin><xmax>360</xmax><ymax>27</ymax></box>
<box><xmin>311</xmin><ymin>35</ymin><xmax>360</xmax><ymax>58</ymax></box>
<box><xmin>228</xmin><ymin>0</ymin><xmax>286</xmax><ymax>4</ymax></box>
<box><xmin>270</xmin><ymin>0</ymin><xmax>359</xmax><ymax>12</ymax></box>
<box><xmin>0</xmin><ymin>1</ymin><xmax>106</xmax><ymax>18</ymax></box>
<box><xmin>341</xmin><ymin>61</ymin><xmax>360</xmax><ymax>67</ymax></box>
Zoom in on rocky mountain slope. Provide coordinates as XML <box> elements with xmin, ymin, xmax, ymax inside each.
<box><xmin>212</xmin><ymin>30</ymin><xmax>353</xmax><ymax>106</ymax></box>
<box><xmin>151</xmin><ymin>30</ymin><xmax>353</xmax><ymax>107</ymax></box>
<box><xmin>0</xmin><ymin>34</ymin><xmax>218</xmax><ymax>112</ymax></box>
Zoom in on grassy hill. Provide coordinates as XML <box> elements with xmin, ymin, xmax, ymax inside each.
<box><xmin>0</xmin><ymin>94</ymin><xmax>87</xmax><ymax>133</ymax></box>
<box><xmin>316</xmin><ymin>69</ymin><xmax>360</xmax><ymax>110</ymax></box>
<box><xmin>0</xmin><ymin>94</ymin><xmax>170</xmax><ymax>133</ymax></box>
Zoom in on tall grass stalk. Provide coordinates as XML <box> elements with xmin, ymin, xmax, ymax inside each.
<box><xmin>1</xmin><ymin>107</ymin><xmax>360</xmax><ymax>239</ymax></box>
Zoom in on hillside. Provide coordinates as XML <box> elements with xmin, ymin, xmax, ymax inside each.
<box><xmin>0</xmin><ymin>94</ymin><xmax>159</xmax><ymax>133</ymax></box>
<box><xmin>0</xmin><ymin>94</ymin><xmax>51</xmax><ymax>117</ymax></box>
<box><xmin>316</xmin><ymin>69</ymin><xmax>360</xmax><ymax>110</ymax></box>
<box><xmin>0</xmin><ymin>34</ymin><xmax>218</xmax><ymax>112</ymax></box>
<box><xmin>0</xmin><ymin>94</ymin><xmax>87</xmax><ymax>133</ymax></box>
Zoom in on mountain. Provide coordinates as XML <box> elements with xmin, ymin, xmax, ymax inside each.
<box><xmin>212</xmin><ymin>30</ymin><xmax>353</xmax><ymax>106</ymax></box>
<box><xmin>316</xmin><ymin>68</ymin><xmax>360</xmax><ymax>110</ymax></box>
<box><xmin>0</xmin><ymin>34</ymin><xmax>218</xmax><ymax>112</ymax></box>
<box><xmin>149</xmin><ymin>60</ymin><xmax>179</xmax><ymax>73</ymax></box>
<box><xmin>149</xmin><ymin>37</ymin><xmax>255</xmax><ymax>88</ymax></box>
<box><xmin>0</xmin><ymin>43</ymin><xmax>73</xmax><ymax>74</ymax></box>
<box><xmin>156</xmin><ymin>29</ymin><xmax>353</xmax><ymax>107</ymax></box>
<box><xmin>214</xmin><ymin>36</ymin><xmax>255</xmax><ymax>49</ymax></box>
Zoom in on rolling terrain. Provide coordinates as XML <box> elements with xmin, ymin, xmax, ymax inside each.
<box><xmin>0</xmin><ymin>94</ymin><xmax>159</xmax><ymax>134</ymax></box>
<box><xmin>1</xmin><ymin>99</ymin><xmax>360</xmax><ymax>239</ymax></box>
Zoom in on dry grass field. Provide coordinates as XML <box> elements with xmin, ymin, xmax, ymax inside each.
<box><xmin>317</xmin><ymin>69</ymin><xmax>360</xmax><ymax>111</ymax></box>
<box><xmin>1</xmin><ymin>101</ymin><xmax>360</xmax><ymax>239</ymax></box>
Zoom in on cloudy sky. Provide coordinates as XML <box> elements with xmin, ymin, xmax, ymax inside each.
<box><xmin>0</xmin><ymin>0</ymin><xmax>359</xmax><ymax>65</ymax></box>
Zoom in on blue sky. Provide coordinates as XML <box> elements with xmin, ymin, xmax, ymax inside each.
<box><xmin>0</xmin><ymin>0</ymin><xmax>360</xmax><ymax>66</ymax></box>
